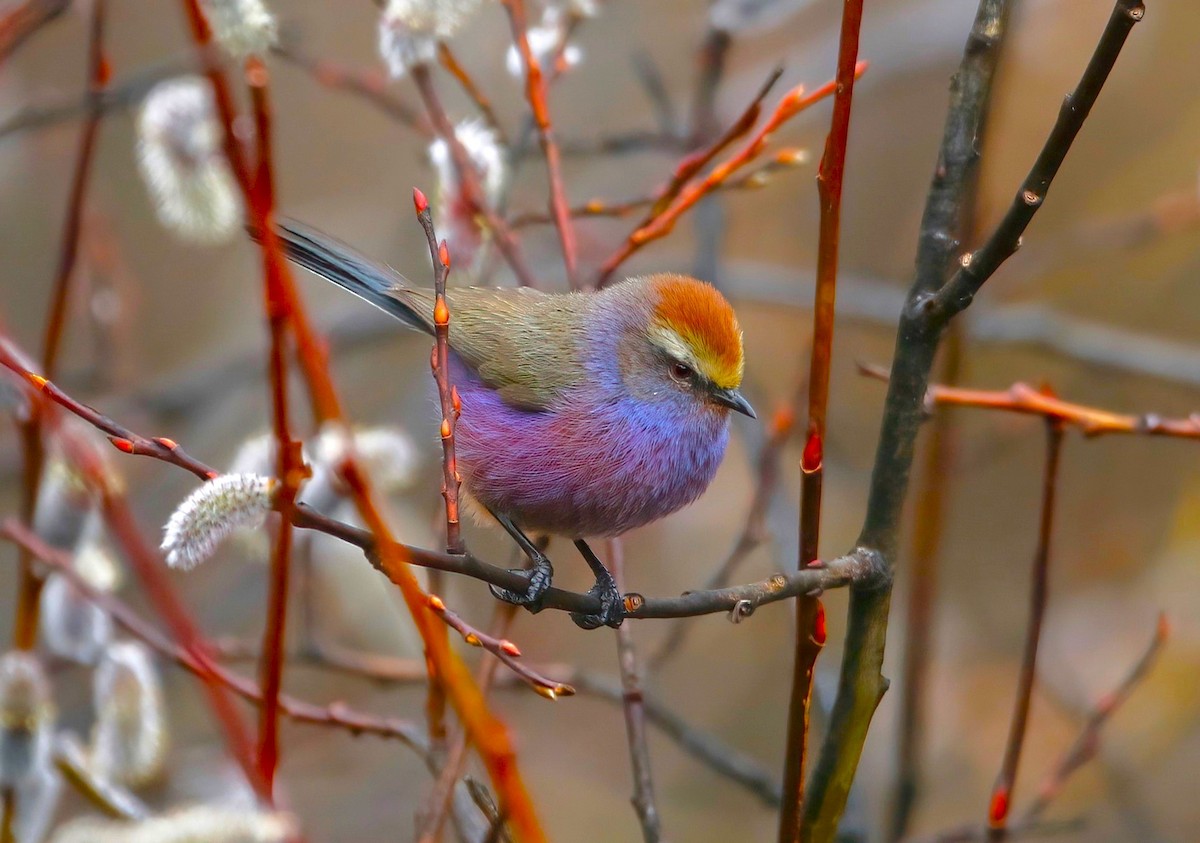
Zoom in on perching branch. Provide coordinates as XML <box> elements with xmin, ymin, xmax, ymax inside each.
<box><xmin>0</xmin><ymin>334</ymin><xmax>879</xmax><ymax>623</ymax></box>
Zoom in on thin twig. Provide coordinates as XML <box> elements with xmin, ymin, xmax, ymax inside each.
<box><xmin>927</xmin><ymin>0</ymin><xmax>1147</xmax><ymax>323</ymax></box>
<box><xmin>417</xmin><ymin>602</ymin><xmax>520</xmax><ymax>843</ymax></box>
<box><xmin>805</xmin><ymin>1</ymin><xmax>1141</xmax><ymax>838</ymax></box>
<box><xmin>1018</xmin><ymin>614</ymin><xmax>1168</xmax><ymax>826</ymax></box>
<box><xmin>415</xmin><ymin>190</ymin><xmax>465</xmax><ymax>553</ymax></box>
<box><xmin>0</xmin><ymin>0</ymin><xmax>69</xmax><ymax>64</ymax></box>
<box><xmin>498</xmin><ymin>0</ymin><xmax>579</xmax><ymax>287</ymax></box>
<box><xmin>610</xmin><ymin>538</ymin><xmax>662</xmax><ymax>841</ymax></box>
<box><xmin>860</xmin><ymin>362</ymin><xmax>1200</xmax><ymax>440</ymax></box>
<box><xmin>437</xmin><ymin>42</ymin><xmax>508</xmax><ymax>145</ymax></box>
<box><xmin>780</xmin><ymin>1</ymin><xmax>865</xmax><ymax>836</ymax></box>
<box><xmin>986</xmin><ymin>420</ymin><xmax>1065</xmax><ymax>839</ymax></box>
<box><xmin>908</xmin><ymin>615</ymin><xmax>1168</xmax><ymax>843</ymax></box>
<box><xmin>270</xmin><ymin>42</ymin><xmax>427</xmax><ymax>132</ymax></box>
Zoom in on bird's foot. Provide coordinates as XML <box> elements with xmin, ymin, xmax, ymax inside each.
<box><xmin>570</xmin><ymin>566</ymin><xmax>624</xmax><ymax>630</ymax></box>
<box><xmin>488</xmin><ymin>553</ymin><xmax>553</xmax><ymax>614</ymax></box>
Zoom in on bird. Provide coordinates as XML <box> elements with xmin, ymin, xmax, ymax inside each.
<box><xmin>266</xmin><ymin>219</ymin><xmax>756</xmax><ymax>629</ymax></box>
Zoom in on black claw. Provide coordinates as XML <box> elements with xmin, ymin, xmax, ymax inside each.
<box><xmin>488</xmin><ymin>554</ymin><xmax>553</xmax><ymax>614</ymax></box>
<box><xmin>570</xmin><ymin>565</ymin><xmax>624</xmax><ymax>630</ymax></box>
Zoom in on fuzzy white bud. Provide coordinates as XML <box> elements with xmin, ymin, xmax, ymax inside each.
<box><xmin>14</xmin><ymin>759</ymin><xmax>62</xmax><ymax>843</ymax></box>
<box><xmin>136</xmin><ymin>77</ymin><xmax>241</xmax><ymax>244</ymax></box>
<box><xmin>161</xmin><ymin>473</ymin><xmax>277</xmax><ymax>570</ymax></box>
<box><xmin>310</xmin><ymin>425</ymin><xmax>420</xmax><ymax>499</ymax></box>
<box><xmin>200</xmin><ymin>0</ymin><xmax>278</xmax><ymax>58</ymax></box>
<box><xmin>39</xmin><ymin>573</ymin><xmax>112</xmax><ymax>665</ymax></box>
<box><xmin>40</xmin><ymin>539</ymin><xmax>122</xmax><ymax>665</ymax></box>
<box><xmin>0</xmin><ymin>652</ymin><xmax>54</xmax><ymax>788</ymax></box>
<box><xmin>89</xmin><ymin>641</ymin><xmax>167</xmax><ymax>787</ymax></box>
<box><xmin>378</xmin><ymin>0</ymin><xmax>484</xmax><ymax>77</ymax></box>
<box><xmin>709</xmin><ymin>0</ymin><xmax>811</xmax><ymax>35</ymax></box>
<box><xmin>47</xmin><ymin>805</ymin><xmax>294</xmax><ymax>843</ymax></box>
<box><xmin>505</xmin><ymin>6</ymin><xmax>582</xmax><ymax>78</ymax></box>
<box><xmin>429</xmin><ymin>119</ymin><xmax>505</xmax><ymax>249</ymax></box>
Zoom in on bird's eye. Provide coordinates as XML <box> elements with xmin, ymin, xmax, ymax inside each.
<box><xmin>670</xmin><ymin>361</ymin><xmax>694</xmax><ymax>382</ymax></box>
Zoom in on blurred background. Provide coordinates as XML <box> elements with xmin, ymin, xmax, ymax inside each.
<box><xmin>2</xmin><ymin>0</ymin><xmax>1199</xmax><ymax>840</ymax></box>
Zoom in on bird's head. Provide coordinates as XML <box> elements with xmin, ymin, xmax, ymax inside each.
<box><xmin>617</xmin><ymin>274</ymin><xmax>755</xmax><ymax>419</ymax></box>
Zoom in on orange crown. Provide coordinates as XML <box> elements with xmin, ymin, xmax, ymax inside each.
<box><xmin>652</xmin><ymin>274</ymin><xmax>744</xmax><ymax>390</ymax></box>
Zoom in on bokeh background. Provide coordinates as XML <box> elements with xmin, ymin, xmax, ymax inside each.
<box><xmin>2</xmin><ymin>0</ymin><xmax>1200</xmax><ymax>840</ymax></box>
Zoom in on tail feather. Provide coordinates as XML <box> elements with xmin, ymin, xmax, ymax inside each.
<box><xmin>256</xmin><ymin>218</ymin><xmax>429</xmax><ymax>332</ymax></box>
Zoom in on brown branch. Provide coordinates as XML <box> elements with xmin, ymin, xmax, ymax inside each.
<box><xmin>780</xmin><ymin>1</ymin><xmax>865</xmax><ymax>836</ymax></box>
<box><xmin>986</xmin><ymin>421</ymin><xmax>1065</xmax><ymax>839</ymax></box>
<box><xmin>596</xmin><ymin>63</ymin><xmax>867</xmax><ymax>288</ymax></box>
<box><xmin>499</xmin><ymin>0</ymin><xmax>578</xmax><ymax>286</ymax></box>
<box><xmin>804</xmin><ymin>0</ymin><xmax>1144</xmax><ymax>838</ymax></box>
<box><xmin>860</xmin><ymin>362</ymin><xmax>1200</xmax><ymax>440</ymax></box>
<box><xmin>610</xmin><ymin>539</ymin><xmax>662</xmax><ymax>841</ymax></box>
<box><xmin>427</xmin><ymin>596</ymin><xmax>572</xmax><ymax>699</ymax></box>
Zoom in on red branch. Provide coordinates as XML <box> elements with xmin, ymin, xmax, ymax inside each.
<box><xmin>246</xmin><ymin>59</ymin><xmax>305</xmax><ymax>795</ymax></box>
<box><xmin>596</xmin><ymin>62</ymin><xmax>867</xmax><ymax>288</ymax></box>
<box><xmin>499</xmin><ymin>0</ymin><xmax>578</xmax><ymax>287</ymax></box>
<box><xmin>781</xmin><ymin>5</ymin><xmax>867</xmax><ymax>840</ymax></box>
<box><xmin>414</xmin><ymin>189</ymin><xmax>465</xmax><ymax>553</ymax></box>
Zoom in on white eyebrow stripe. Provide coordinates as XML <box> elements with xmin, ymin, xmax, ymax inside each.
<box><xmin>647</xmin><ymin>324</ymin><xmax>702</xmax><ymax>370</ymax></box>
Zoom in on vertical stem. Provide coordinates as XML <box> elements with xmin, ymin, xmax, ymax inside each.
<box><xmin>11</xmin><ymin>0</ymin><xmax>107</xmax><ymax>652</ymax></box>
<box><xmin>247</xmin><ymin>58</ymin><xmax>302</xmax><ymax>798</ymax></box>
<box><xmin>611</xmin><ymin>538</ymin><xmax>662</xmax><ymax>842</ymax></box>
<box><xmin>987</xmin><ymin>419</ymin><xmax>1065</xmax><ymax>839</ymax></box>
<box><xmin>499</xmin><ymin>0</ymin><xmax>578</xmax><ymax>287</ymax></box>
<box><xmin>778</xmin><ymin>2</ymin><xmax>865</xmax><ymax>839</ymax></box>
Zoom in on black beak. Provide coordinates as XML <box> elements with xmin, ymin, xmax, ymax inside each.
<box><xmin>713</xmin><ymin>388</ymin><xmax>757</xmax><ymax>418</ymax></box>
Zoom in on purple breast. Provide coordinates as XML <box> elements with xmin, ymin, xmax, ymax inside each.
<box><xmin>448</xmin><ymin>357</ymin><xmax>730</xmax><ymax>538</ymax></box>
